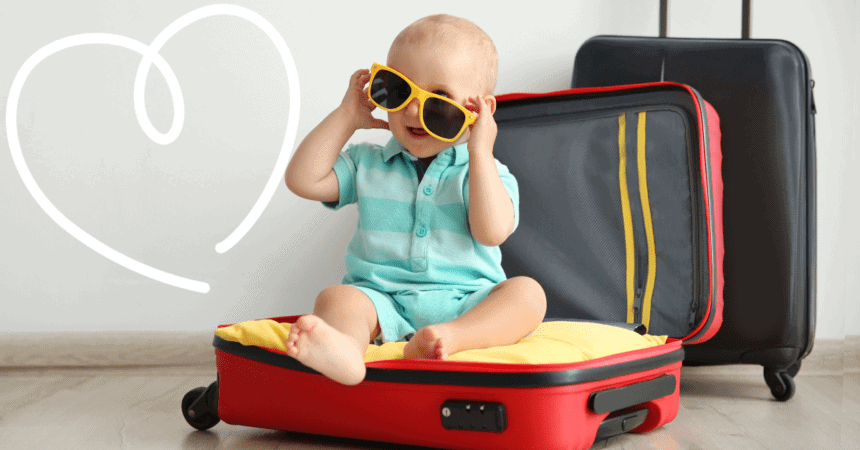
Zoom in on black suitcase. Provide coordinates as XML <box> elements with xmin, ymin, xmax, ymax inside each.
<box><xmin>571</xmin><ymin>0</ymin><xmax>816</xmax><ymax>401</ymax></box>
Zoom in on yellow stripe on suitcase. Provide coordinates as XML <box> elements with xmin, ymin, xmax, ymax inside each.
<box><xmin>637</xmin><ymin>112</ymin><xmax>656</xmax><ymax>330</ymax></box>
<box><xmin>618</xmin><ymin>114</ymin><xmax>636</xmax><ymax>324</ymax></box>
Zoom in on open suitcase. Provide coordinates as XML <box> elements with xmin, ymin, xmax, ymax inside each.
<box><xmin>181</xmin><ymin>82</ymin><xmax>723</xmax><ymax>449</ymax></box>
<box><xmin>571</xmin><ymin>0</ymin><xmax>816</xmax><ymax>401</ymax></box>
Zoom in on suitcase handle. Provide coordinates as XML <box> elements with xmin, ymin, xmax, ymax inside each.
<box><xmin>659</xmin><ymin>0</ymin><xmax>751</xmax><ymax>39</ymax></box>
<box><xmin>588</xmin><ymin>374</ymin><xmax>676</xmax><ymax>414</ymax></box>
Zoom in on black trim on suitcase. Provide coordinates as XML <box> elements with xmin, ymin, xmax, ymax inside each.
<box><xmin>588</xmin><ymin>374</ymin><xmax>676</xmax><ymax>414</ymax></box>
<box><xmin>213</xmin><ymin>335</ymin><xmax>684</xmax><ymax>388</ymax></box>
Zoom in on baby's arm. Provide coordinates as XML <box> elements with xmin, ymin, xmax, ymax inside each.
<box><xmin>285</xmin><ymin>69</ymin><xmax>388</xmax><ymax>202</ymax></box>
<box><xmin>466</xmin><ymin>95</ymin><xmax>515</xmax><ymax>247</ymax></box>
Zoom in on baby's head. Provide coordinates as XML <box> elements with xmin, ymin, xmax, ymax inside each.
<box><xmin>384</xmin><ymin>14</ymin><xmax>498</xmax><ymax>159</ymax></box>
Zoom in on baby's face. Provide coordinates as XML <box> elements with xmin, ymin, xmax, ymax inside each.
<box><xmin>385</xmin><ymin>40</ymin><xmax>488</xmax><ymax>159</ymax></box>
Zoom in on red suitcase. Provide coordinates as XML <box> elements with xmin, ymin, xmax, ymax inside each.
<box><xmin>182</xmin><ymin>82</ymin><xmax>723</xmax><ymax>450</ymax></box>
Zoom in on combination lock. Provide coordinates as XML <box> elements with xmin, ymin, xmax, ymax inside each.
<box><xmin>440</xmin><ymin>400</ymin><xmax>506</xmax><ymax>433</ymax></box>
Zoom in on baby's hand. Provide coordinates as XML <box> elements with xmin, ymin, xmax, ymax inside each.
<box><xmin>340</xmin><ymin>69</ymin><xmax>389</xmax><ymax>131</ymax></box>
<box><xmin>466</xmin><ymin>96</ymin><xmax>498</xmax><ymax>157</ymax></box>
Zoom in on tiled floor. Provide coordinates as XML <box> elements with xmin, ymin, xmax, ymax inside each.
<box><xmin>1</xmin><ymin>345</ymin><xmax>857</xmax><ymax>450</ymax></box>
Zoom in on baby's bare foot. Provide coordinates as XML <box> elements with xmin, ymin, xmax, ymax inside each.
<box><xmin>285</xmin><ymin>315</ymin><xmax>366</xmax><ymax>385</ymax></box>
<box><xmin>404</xmin><ymin>325</ymin><xmax>453</xmax><ymax>360</ymax></box>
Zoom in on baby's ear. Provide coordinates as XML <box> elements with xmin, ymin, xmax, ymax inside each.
<box><xmin>483</xmin><ymin>95</ymin><xmax>497</xmax><ymax>114</ymax></box>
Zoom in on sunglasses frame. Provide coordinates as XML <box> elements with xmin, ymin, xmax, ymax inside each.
<box><xmin>368</xmin><ymin>63</ymin><xmax>477</xmax><ymax>142</ymax></box>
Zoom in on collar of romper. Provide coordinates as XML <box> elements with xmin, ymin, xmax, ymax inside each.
<box><xmin>382</xmin><ymin>136</ymin><xmax>470</xmax><ymax>166</ymax></box>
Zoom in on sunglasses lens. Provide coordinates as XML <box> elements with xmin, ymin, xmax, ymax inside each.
<box><xmin>423</xmin><ymin>97</ymin><xmax>466</xmax><ymax>140</ymax></box>
<box><xmin>370</xmin><ymin>69</ymin><xmax>411</xmax><ymax>109</ymax></box>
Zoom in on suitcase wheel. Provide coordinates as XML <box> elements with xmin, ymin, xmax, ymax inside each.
<box><xmin>182</xmin><ymin>381</ymin><xmax>220</xmax><ymax>430</ymax></box>
<box><xmin>763</xmin><ymin>367</ymin><xmax>796</xmax><ymax>402</ymax></box>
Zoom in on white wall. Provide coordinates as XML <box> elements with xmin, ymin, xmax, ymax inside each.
<box><xmin>1</xmin><ymin>0</ymin><xmax>856</xmax><ymax>338</ymax></box>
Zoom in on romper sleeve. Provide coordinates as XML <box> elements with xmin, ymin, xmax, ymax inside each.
<box><xmin>321</xmin><ymin>143</ymin><xmax>362</xmax><ymax>210</ymax></box>
<box><xmin>496</xmin><ymin>159</ymin><xmax>521</xmax><ymax>233</ymax></box>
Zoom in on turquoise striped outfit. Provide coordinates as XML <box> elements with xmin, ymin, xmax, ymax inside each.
<box><xmin>324</xmin><ymin>137</ymin><xmax>520</xmax><ymax>342</ymax></box>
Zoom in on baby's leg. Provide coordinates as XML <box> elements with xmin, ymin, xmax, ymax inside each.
<box><xmin>404</xmin><ymin>276</ymin><xmax>546</xmax><ymax>360</ymax></box>
<box><xmin>285</xmin><ymin>285</ymin><xmax>378</xmax><ymax>385</ymax></box>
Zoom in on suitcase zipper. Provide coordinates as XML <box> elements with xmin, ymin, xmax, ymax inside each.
<box><xmin>683</xmin><ymin>87</ymin><xmax>719</xmax><ymax>343</ymax></box>
<box><xmin>634</xmin><ymin>254</ymin><xmax>645</xmax><ymax>324</ymax></box>
<box><xmin>619</xmin><ymin>112</ymin><xmax>656</xmax><ymax>329</ymax></box>
<box><xmin>629</xmin><ymin>144</ymin><xmax>647</xmax><ymax>326</ymax></box>
<box><xmin>634</xmin><ymin>111</ymin><xmax>656</xmax><ymax>328</ymax></box>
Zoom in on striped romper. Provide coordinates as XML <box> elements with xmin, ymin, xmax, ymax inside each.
<box><xmin>323</xmin><ymin>137</ymin><xmax>520</xmax><ymax>342</ymax></box>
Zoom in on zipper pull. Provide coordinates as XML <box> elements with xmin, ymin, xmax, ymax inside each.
<box><xmin>687</xmin><ymin>310</ymin><xmax>698</xmax><ymax>330</ymax></box>
<box><xmin>634</xmin><ymin>287</ymin><xmax>643</xmax><ymax>322</ymax></box>
<box><xmin>810</xmin><ymin>79</ymin><xmax>817</xmax><ymax>114</ymax></box>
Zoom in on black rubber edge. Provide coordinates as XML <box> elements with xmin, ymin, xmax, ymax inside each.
<box><xmin>588</xmin><ymin>374</ymin><xmax>677</xmax><ymax>414</ymax></box>
<box><xmin>213</xmin><ymin>336</ymin><xmax>684</xmax><ymax>388</ymax></box>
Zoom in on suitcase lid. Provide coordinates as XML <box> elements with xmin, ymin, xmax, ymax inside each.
<box><xmin>494</xmin><ymin>82</ymin><xmax>723</xmax><ymax>344</ymax></box>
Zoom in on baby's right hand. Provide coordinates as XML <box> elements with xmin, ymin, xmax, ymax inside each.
<box><xmin>340</xmin><ymin>69</ymin><xmax>389</xmax><ymax>131</ymax></box>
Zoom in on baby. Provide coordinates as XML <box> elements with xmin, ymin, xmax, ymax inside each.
<box><xmin>284</xmin><ymin>14</ymin><xmax>546</xmax><ymax>385</ymax></box>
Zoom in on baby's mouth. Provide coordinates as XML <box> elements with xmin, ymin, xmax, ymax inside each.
<box><xmin>407</xmin><ymin>126</ymin><xmax>428</xmax><ymax>138</ymax></box>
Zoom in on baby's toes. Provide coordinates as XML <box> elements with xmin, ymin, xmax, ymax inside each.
<box><xmin>435</xmin><ymin>340</ymin><xmax>448</xmax><ymax>360</ymax></box>
<box><xmin>285</xmin><ymin>328</ymin><xmax>302</xmax><ymax>355</ymax></box>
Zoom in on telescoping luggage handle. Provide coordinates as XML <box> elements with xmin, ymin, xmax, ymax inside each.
<box><xmin>661</xmin><ymin>0</ymin><xmax>816</xmax><ymax>113</ymax></box>
<box><xmin>659</xmin><ymin>0</ymin><xmax>751</xmax><ymax>38</ymax></box>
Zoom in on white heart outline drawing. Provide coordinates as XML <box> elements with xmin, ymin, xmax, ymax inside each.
<box><xmin>5</xmin><ymin>4</ymin><xmax>300</xmax><ymax>294</ymax></box>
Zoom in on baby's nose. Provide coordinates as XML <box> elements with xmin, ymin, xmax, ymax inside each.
<box><xmin>404</xmin><ymin>98</ymin><xmax>421</xmax><ymax>117</ymax></box>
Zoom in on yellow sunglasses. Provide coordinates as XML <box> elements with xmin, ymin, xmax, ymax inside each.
<box><xmin>367</xmin><ymin>63</ymin><xmax>477</xmax><ymax>142</ymax></box>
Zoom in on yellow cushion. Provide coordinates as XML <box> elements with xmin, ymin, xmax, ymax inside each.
<box><xmin>215</xmin><ymin>319</ymin><xmax>667</xmax><ymax>364</ymax></box>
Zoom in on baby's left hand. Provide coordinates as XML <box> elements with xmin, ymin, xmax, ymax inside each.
<box><xmin>466</xmin><ymin>96</ymin><xmax>497</xmax><ymax>157</ymax></box>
